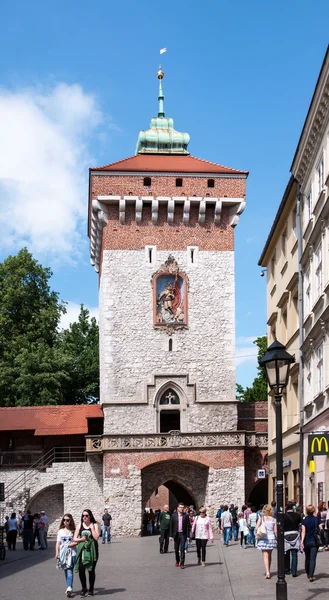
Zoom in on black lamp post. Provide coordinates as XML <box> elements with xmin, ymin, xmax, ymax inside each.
<box><xmin>259</xmin><ymin>340</ymin><xmax>295</xmax><ymax>600</ymax></box>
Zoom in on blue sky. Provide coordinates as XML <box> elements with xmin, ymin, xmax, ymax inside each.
<box><xmin>0</xmin><ymin>0</ymin><xmax>328</xmax><ymax>388</ymax></box>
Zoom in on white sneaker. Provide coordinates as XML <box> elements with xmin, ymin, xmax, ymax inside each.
<box><xmin>66</xmin><ymin>587</ymin><xmax>72</xmax><ymax>597</ymax></box>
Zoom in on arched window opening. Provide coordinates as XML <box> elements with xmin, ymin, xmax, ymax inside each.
<box><xmin>160</xmin><ymin>411</ymin><xmax>180</xmax><ymax>432</ymax></box>
<box><xmin>207</xmin><ymin>178</ymin><xmax>215</xmax><ymax>188</ymax></box>
<box><xmin>144</xmin><ymin>177</ymin><xmax>151</xmax><ymax>187</ymax></box>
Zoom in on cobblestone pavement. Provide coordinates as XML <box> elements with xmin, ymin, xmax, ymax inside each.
<box><xmin>0</xmin><ymin>535</ymin><xmax>328</xmax><ymax>600</ymax></box>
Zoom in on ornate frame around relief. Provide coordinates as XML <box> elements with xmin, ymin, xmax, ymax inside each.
<box><xmin>152</xmin><ymin>255</ymin><xmax>188</xmax><ymax>331</ymax></box>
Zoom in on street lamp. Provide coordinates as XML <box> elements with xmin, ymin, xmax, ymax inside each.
<box><xmin>259</xmin><ymin>340</ymin><xmax>295</xmax><ymax>600</ymax></box>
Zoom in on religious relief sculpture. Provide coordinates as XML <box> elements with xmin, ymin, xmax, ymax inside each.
<box><xmin>152</xmin><ymin>256</ymin><xmax>188</xmax><ymax>328</ymax></box>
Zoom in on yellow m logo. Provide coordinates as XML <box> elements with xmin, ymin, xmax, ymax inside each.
<box><xmin>310</xmin><ymin>436</ymin><xmax>329</xmax><ymax>454</ymax></box>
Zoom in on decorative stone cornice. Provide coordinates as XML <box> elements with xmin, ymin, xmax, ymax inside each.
<box><xmin>86</xmin><ymin>431</ymin><xmax>268</xmax><ymax>453</ymax></box>
<box><xmin>90</xmin><ymin>195</ymin><xmax>246</xmax><ymax>271</ymax></box>
<box><xmin>291</xmin><ymin>59</ymin><xmax>329</xmax><ymax>186</ymax></box>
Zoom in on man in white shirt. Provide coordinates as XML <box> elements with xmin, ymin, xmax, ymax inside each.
<box><xmin>221</xmin><ymin>505</ymin><xmax>232</xmax><ymax>546</ymax></box>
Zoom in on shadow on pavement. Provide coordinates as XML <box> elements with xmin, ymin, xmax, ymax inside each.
<box><xmin>94</xmin><ymin>588</ymin><xmax>126</xmax><ymax>595</ymax></box>
<box><xmin>0</xmin><ymin>543</ymin><xmax>55</xmax><ymax>579</ymax></box>
<box><xmin>304</xmin><ymin>588</ymin><xmax>329</xmax><ymax>600</ymax></box>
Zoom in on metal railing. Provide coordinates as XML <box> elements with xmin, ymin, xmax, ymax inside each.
<box><xmin>1</xmin><ymin>447</ymin><xmax>86</xmax><ymax>505</ymax></box>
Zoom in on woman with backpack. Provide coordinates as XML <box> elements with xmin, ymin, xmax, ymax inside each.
<box><xmin>301</xmin><ymin>504</ymin><xmax>322</xmax><ymax>582</ymax></box>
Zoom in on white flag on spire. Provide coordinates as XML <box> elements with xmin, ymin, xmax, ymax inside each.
<box><xmin>160</xmin><ymin>48</ymin><xmax>167</xmax><ymax>54</ymax></box>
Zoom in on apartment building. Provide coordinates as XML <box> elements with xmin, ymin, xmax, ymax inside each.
<box><xmin>291</xmin><ymin>47</ymin><xmax>329</xmax><ymax>507</ymax></box>
<box><xmin>259</xmin><ymin>177</ymin><xmax>300</xmax><ymax>505</ymax></box>
<box><xmin>259</xmin><ymin>46</ymin><xmax>329</xmax><ymax>508</ymax></box>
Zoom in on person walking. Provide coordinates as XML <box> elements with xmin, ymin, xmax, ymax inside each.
<box><xmin>22</xmin><ymin>510</ymin><xmax>34</xmax><ymax>551</ymax></box>
<box><xmin>159</xmin><ymin>504</ymin><xmax>171</xmax><ymax>553</ymax></box>
<box><xmin>101</xmin><ymin>508</ymin><xmax>112</xmax><ymax>544</ymax></box>
<box><xmin>283</xmin><ymin>501</ymin><xmax>301</xmax><ymax>577</ymax></box>
<box><xmin>301</xmin><ymin>504</ymin><xmax>322</xmax><ymax>582</ymax></box>
<box><xmin>238</xmin><ymin>511</ymin><xmax>248</xmax><ymax>549</ymax></box>
<box><xmin>169</xmin><ymin>502</ymin><xmax>190</xmax><ymax>569</ymax></box>
<box><xmin>316</xmin><ymin>501</ymin><xmax>327</xmax><ymax>549</ymax></box>
<box><xmin>230</xmin><ymin>504</ymin><xmax>239</xmax><ymax>541</ymax></box>
<box><xmin>56</xmin><ymin>514</ymin><xmax>77</xmax><ymax>598</ymax></box>
<box><xmin>221</xmin><ymin>505</ymin><xmax>232</xmax><ymax>547</ymax></box>
<box><xmin>7</xmin><ymin>512</ymin><xmax>18</xmax><ymax>550</ymax></box>
<box><xmin>248</xmin><ymin>506</ymin><xmax>257</xmax><ymax>548</ymax></box>
<box><xmin>190</xmin><ymin>506</ymin><xmax>214</xmax><ymax>566</ymax></box>
<box><xmin>74</xmin><ymin>509</ymin><xmax>100</xmax><ymax>597</ymax></box>
<box><xmin>37</xmin><ymin>512</ymin><xmax>47</xmax><ymax>549</ymax></box>
<box><xmin>40</xmin><ymin>511</ymin><xmax>49</xmax><ymax>548</ymax></box>
<box><xmin>256</xmin><ymin>503</ymin><xmax>277</xmax><ymax>579</ymax></box>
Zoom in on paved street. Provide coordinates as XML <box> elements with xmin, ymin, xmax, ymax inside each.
<box><xmin>1</xmin><ymin>535</ymin><xmax>329</xmax><ymax>600</ymax></box>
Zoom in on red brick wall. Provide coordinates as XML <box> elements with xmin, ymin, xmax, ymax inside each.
<box><xmin>104</xmin><ymin>449</ymin><xmax>245</xmax><ymax>478</ymax></box>
<box><xmin>90</xmin><ymin>173</ymin><xmax>246</xmax><ymax>253</ymax></box>
<box><xmin>237</xmin><ymin>402</ymin><xmax>268</xmax><ymax>433</ymax></box>
<box><xmin>91</xmin><ymin>173</ymin><xmax>246</xmax><ymax>199</ymax></box>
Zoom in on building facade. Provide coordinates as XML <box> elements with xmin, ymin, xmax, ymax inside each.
<box><xmin>258</xmin><ymin>178</ymin><xmax>300</xmax><ymax>504</ymax></box>
<box><xmin>259</xmin><ymin>45</ymin><xmax>329</xmax><ymax>508</ymax></box>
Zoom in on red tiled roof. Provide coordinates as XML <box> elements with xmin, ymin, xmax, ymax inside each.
<box><xmin>0</xmin><ymin>405</ymin><xmax>103</xmax><ymax>436</ymax></box>
<box><xmin>90</xmin><ymin>154</ymin><xmax>248</xmax><ymax>175</ymax></box>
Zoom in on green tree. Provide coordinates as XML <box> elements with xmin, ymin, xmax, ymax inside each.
<box><xmin>0</xmin><ymin>249</ymin><xmax>67</xmax><ymax>406</ymax></box>
<box><xmin>236</xmin><ymin>335</ymin><xmax>268</xmax><ymax>402</ymax></box>
<box><xmin>58</xmin><ymin>306</ymin><xmax>99</xmax><ymax>404</ymax></box>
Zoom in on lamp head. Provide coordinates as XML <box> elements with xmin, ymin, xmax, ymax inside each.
<box><xmin>259</xmin><ymin>340</ymin><xmax>295</xmax><ymax>395</ymax></box>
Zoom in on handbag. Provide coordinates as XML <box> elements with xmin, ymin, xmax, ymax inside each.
<box><xmin>314</xmin><ymin>526</ymin><xmax>322</xmax><ymax>547</ymax></box>
<box><xmin>256</xmin><ymin>519</ymin><xmax>267</xmax><ymax>540</ymax></box>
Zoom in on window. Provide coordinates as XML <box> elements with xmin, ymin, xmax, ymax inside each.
<box><xmin>168</xmin><ymin>338</ymin><xmax>173</xmax><ymax>352</ymax></box>
<box><xmin>282</xmin><ymin>308</ymin><xmax>287</xmax><ymax>343</ymax></box>
<box><xmin>207</xmin><ymin>179</ymin><xmax>215</xmax><ymax>188</ymax></box>
<box><xmin>316</xmin><ymin>343</ymin><xmax>323</xmax><ymax>394</ymax></box>
<box><xmin>292</xmin><ymin>290</ymin><xmax>299</xmax><ymax>330</ymax></box>
<box><xmin>145</xmin><ymin>245</ymin><xmax>156</xmax><ymax>264</ymax></box>
<box><xmin>272</xmin><ymin>477</ymin><xmax>276</xmax><ymax>502</ymax></box>
<box><xmin>282</xmin><ymin>230</ymin><xmax>287</xmax><ymax>259</ymax></box>
<box><xmin>143</xmin><ymin>177</ymin><xmax>151</xmax><ymax>187</ymax></box>
<box><xmin>284</xmin><ymin>473</ymin><xmax>289</xmax><ymax>507</ymax></box>
<box><xmin>159</xmin><ymin>388</ymin><xmax>181</xmax><ymax>433</ymax></box>
<box><xmin>176</xmin><ymin>178</ymin><xmax>183</xmax><ymax>187</ymax></box>
<box><xmin>292</xmin><ymin>209</ymin><xmax>297</xmax><ymax>238</ymax></box>
<box><xmin>271</xmin><ymin>253</ymin><xmax>276</xmax><ymax>279</ymax></box>
<box><xmin>306</xmin><ymin>359</ymin><xmax>312</xmax><ymax>403</ymax></box>
<box><xmin>315</xmin><ymin>242</ymin><xmax>322</xmax><ymax>300</ymax></box>
<box><xmin>293</xmin><ymin>469</ymin><xmax>300</xmax><ymax>504</ymax></box>
<box><xmin>304</xmin><ymin>267</ymin><xmax>311</xmax><ymax>315</ymax></box>
<box><xmin>306</xmin><ymin>188</ymin><xmax>312</xmax><ymax>221</ymax></box>
<box><xmin>316</xmin><ymin>155</ymin><xmax>324</xmax><ymax>196</ymax></box>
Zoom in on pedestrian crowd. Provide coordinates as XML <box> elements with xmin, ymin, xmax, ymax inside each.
<box><xmin>3</xmin><ymin>497</ymin><xmax>329</xmax><ymax>597</ymax></box>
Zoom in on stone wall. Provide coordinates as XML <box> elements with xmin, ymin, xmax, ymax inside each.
<box><xmin>100</xmin><ymin>249</ymin><xmax>236</xmax><ymax>418</ymax></box>
<box><xmin>0</xmin><ymin>457</ymin><xmax>104</xmax><ymax>535</ymax></box>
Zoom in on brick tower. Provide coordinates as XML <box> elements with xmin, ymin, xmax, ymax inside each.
<box><xmin>88</xmin><ymin>68</ymin><xmax>253</xmax><ymax>535</ymax></box>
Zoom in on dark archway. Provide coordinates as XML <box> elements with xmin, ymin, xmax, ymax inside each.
<box><xmin>164</xmin><ymin>480</ymin><xmax>195</xmax><ymax>511</ymax></box>
<box><xmin>248</xmin><ymin>479</ymin><xmax>268</xmax><ymax>509</ymax></box>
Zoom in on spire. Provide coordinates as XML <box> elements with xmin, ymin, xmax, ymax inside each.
<box><xmin>157</xmin><ymin>66</ymin><xmax>165</xmax><ymax>117</ymax></box>
<box><xmin>135</xmin><ymin>67</ymin><xmax>190</xmax><ymax>155</ymax></box>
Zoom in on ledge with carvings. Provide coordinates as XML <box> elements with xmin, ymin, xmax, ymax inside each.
<box><xmin>85</xmin><ymin>431</ymin><xmax>268</xmax><ymax>453</ymax></box>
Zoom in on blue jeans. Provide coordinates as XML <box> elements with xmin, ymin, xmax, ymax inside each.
<box><xmin>285</xmin><ymin>549</ymin><xmax>298</xmax><ymax>575</ymax></box>
<box><xmin>249</xmin><ymin>526</ymin><xmax>256</xmax><ymax>547</ymax></box>
<box><xmin>305</xmin><ymin>543</ymin><xmax>318</xmax><ymax>578</ymax></box>
<box><xmin>64</xmin><ymin>556</ymin><xmax>76</xmax><ymax>589</ymax></box>
<box><xmin>233</xmin><ymin>522</ymin><xmax>239</xmax><ymax>540</ymax></box>
<box><xmin>224</xmin><ymin>527</ymin><xmax>231</xmax><ymax>545</ymax></box>
<box><xmin>102</xmin><ymin>525</ymin><xmax>111</xmax><ymax>543</ymax></box>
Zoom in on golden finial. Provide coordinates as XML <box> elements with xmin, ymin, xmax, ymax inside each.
<box><xmin>157</xmin><ymin>65</ymin><xmax>164</xmax><ymax>80</ymax></box>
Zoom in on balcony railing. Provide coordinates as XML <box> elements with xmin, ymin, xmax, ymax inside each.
<box><xmin>86</xmin><ymin>431</ymin><xmax>268</xmax><ymax>453</ymax></box>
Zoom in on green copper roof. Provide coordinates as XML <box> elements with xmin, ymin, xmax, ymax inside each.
<box><xmin>136</xmin><ymin>68</ymin><xmax>190</xmax><ymax>155</ymax></box>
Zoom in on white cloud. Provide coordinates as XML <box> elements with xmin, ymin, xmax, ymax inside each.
<box><xmin>236</xmin><ymin>336</ymin><xmax>258</xmax><ymax>366</ymax></box>
<box><xmin>59</xmin><ymin>301</ymin><xmax>99</xmax><ymax>331</ymax></box>
<box><xmin>0</xmin><ymin>83</ymin><xmax>103</xmax><ymax>262</ymax></box>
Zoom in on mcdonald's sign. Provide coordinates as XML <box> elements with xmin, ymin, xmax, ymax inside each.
<box><xmin>308</xmin><ymin>434</ymin><xmax>329</xmax><ymax>455</ymax></box>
